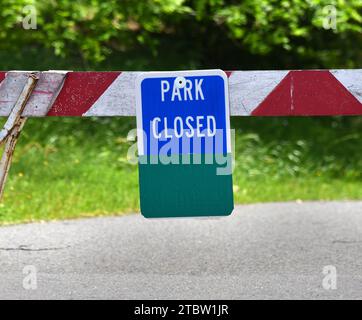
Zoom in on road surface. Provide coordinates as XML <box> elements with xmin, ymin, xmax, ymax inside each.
<box><xmin>1</xmin><ymin>201</ymin><xmax>362</xmax><ymax>299</ymax></box>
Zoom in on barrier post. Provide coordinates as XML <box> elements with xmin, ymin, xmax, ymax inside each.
<box><xmin>0</xmin><ymin>73</ymin><xmax>39</xmax><ymax>199</ymax></box>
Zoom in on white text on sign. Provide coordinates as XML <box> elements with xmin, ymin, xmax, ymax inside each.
<box><xmin>161</xmin><ymin>79</ymin><xmax>205</xmax><ymax>102</ymax></box>
<box><xmin>152</xmin><ymin>115</ymin><xmax>216</xmax><ymax>139</ymax></box>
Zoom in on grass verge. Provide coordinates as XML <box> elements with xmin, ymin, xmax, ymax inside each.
<box><xmin>0</xmin><ymin>117</ymin><xmax>361</xmax><ymax>225</ymax></box>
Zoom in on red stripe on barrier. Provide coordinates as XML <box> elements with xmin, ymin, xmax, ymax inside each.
<box><xmin>47</xmin><ymin>72</ymin><xmax>120</xmax><ymax>116</ymax></box>
<box><xmin>0</xmin><ymin>72</ymin><xmax>6</xmax><ymax>83</ymax></box>
<box><xmin>252</xmin><ymin>71</ymin><xmax>362</xmax><ymax>116</ymax></box>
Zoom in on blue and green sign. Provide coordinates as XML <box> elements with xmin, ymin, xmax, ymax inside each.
<box><xmin>136</xmin><ymin>70</ymin><xmax>234</xmax><ymax>218</ymax></box>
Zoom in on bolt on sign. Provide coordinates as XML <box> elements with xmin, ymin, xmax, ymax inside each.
<box><xmin>136</xmin><ymin>70</ymin><xmax>234</xmax><ymax>218</ymax></box>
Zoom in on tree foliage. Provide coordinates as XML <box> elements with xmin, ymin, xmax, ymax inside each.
<box><xmin>0</xmin><ymin>0</ymin><xmax>361</xmax><ymax>69</ymax></box>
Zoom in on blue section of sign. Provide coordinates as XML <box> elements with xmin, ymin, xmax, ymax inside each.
<box><xmin>140</xmin><ymin>75</ymin><xmax>227</xmax><ymax>156</ymax></box>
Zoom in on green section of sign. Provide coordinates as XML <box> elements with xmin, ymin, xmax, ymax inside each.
<box><xmin>139</xmin><ymin>154</ymin><xmax>234</xmax><ymax>218</ymax></box>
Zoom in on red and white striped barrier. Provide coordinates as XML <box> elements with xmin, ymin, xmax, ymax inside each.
<box><xmin>0</xmin><ymin>70</ymin><xmax>361</xmax><ymax>116</ymax></box>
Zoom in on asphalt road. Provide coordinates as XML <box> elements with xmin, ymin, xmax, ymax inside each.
<box><xmin>1</xmin><ymin>201</ymin><xmax>362</xmax><ymax>300</ymax></box>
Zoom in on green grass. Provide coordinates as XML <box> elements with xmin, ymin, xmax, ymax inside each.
<box><xmin>0</xmin><ymin>117</ymin><xmax>361</xmax><ymax>225</ymax></box>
